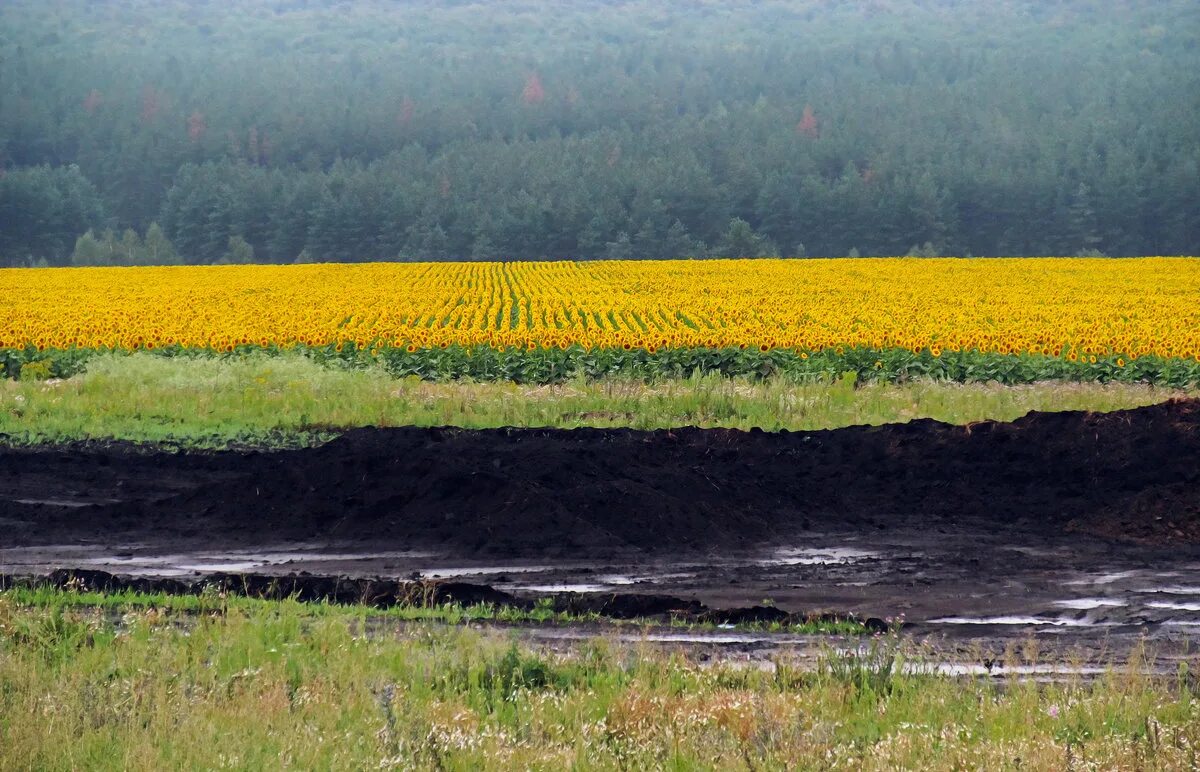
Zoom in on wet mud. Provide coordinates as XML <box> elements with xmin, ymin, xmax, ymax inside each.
<box><xmin>3</xmin><ymin>400</ymin><xmax>1200</xmax><ymax>654</ymax></box>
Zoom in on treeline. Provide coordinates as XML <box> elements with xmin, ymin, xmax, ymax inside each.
<box><xmin>1</xmin><ymin>0</ymin><xmax>1198</xmax><ymax>266</ymax></box>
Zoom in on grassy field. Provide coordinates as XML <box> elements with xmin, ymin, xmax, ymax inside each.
<box><xmin>0</xmin><ymin>590</ymin><xmax>1196</xmax><ymax>770</ymax></box>
<box><xmin>1</xmin><ymin>352</ymin><xmax>1195</xmax><ymax>446</ymax></box>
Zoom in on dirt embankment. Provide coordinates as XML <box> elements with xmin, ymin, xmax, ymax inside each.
<box><xmin>2</xmin><ymin>400</ymin><xmax>1198</xmax><ymax>555</ymax></box>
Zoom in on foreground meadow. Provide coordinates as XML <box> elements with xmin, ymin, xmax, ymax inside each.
<box><xmin>1</xmin><ymin>591</ymin><xmax>1197</xmax><ymax>771</ymax></box>
<box><xmin>3</xmin><ymin>258</ymin><xmax>1199</xmax><ymax>385</ymax></box>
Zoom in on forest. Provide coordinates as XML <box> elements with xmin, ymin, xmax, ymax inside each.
<box><xmin>1</xmin><ymin>0</ymin><xmax>1197</xmax><ymax>266</ymax></box>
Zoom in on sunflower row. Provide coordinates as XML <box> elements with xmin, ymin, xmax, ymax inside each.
<box><xmin>1</xmin><ymin>258</ymin><xmax>1198</xmax><ymax>363</ymax></box>
<box><xmin>6</xmin><ymin>343</ymin><xmax>1200</xmax><ymax>388</ymax></box>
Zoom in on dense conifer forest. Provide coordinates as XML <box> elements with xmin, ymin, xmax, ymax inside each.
<box><xmin>1</xmin><ymin>0</ymin><xmax>1197</xmax><ymax>265</ymax></box>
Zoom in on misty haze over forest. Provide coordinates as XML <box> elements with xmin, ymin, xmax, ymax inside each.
<box><xmin>0</xmin><ymin>0</ymin><xmax>1197</xmax><ymax>266</ymax></box>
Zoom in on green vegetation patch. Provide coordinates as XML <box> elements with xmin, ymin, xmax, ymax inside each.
<box><xmin>1</xmin><ymin>352</ymin><xmax>1195</xmax><ymax>447</ymax></box>
<box><xmin>0</xmin><ymin>585</ymin><xmax>862</xmax><ymax>636</ymax></box>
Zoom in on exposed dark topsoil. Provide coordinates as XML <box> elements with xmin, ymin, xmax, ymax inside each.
<box><xmin>2</xmin><ymin>399</ymin><xmax>1198</xmax><ymax>556</ymax></box>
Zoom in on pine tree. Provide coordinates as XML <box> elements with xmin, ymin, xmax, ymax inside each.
<box><xmin>604</xmin><ymin>231</ymin><xmax>633</xmax><ymax>260</ymax></box>
<box><xmin>1067</xmin><ymin>182</ymin><xmax>1103</xmax><ymax>255</ymax></box>
<box><xmin>714</xmin><ymin>218</ymin><xmax>778</xmax><ymax>258</ymax></box>
<box><xmin>662</xmin><ymin>220</ymin><xmax>703</xmax><ymax>259</ymax></box>
<box><xmin>470</xmin><ymin>232</ymin><xmax>497</xmax><ymax>261</ymax></box>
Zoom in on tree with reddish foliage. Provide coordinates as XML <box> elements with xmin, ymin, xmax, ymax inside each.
<box><xmin>140</xmin><ymin>86</ymin><xmax>161</xmax><ymax>124</ymax></box>
<box><xmin>258</xmin><ymin>130</ymin><xmax>272</xmax><ymax>165</ymax></box>
<box><xmin>796</xmin><ymin>104</ymin><xmax>819</xmax><ymax>138</ymax></box>
<box><xmin>397</xmin><ymin>96</ymin><xmax>415</xmax><ymax>127</ymax></box>
<box><xmin>522</xmin><ymin>72</ymin><xmax>545</xmax><ymax>105</ymax></box>
<box><xmin>187</xmin><ymin>111</ymin><xmax>207</xmax><ymax>142</ymax></box>
<box><xmin>83</xmin><ymin>89</ymin><xmax>103</xmax><ymax>114</ymax></box>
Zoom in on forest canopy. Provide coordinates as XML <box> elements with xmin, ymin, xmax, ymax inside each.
<box><xmin>1</xmin><ymin>0</ymin><xmax>1197</xmax><ymax>265</ymax></box>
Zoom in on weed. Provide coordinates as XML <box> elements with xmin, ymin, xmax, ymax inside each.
<box><xmin>0</xmin><ymin>592</ymin><xmax>1197</xmax><ymax>769</ymax></box>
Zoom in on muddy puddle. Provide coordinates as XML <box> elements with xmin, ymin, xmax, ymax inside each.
<box><xmin>5</xmin><ymin>524</ymin><xmax>1200</xmax><ymax>657</ymax></box>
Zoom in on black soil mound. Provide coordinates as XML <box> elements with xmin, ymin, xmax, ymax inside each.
<box><xmin>2</xmin><ymin>399</ymin><xmax>1198</xmax><ymax>555</ymax></box>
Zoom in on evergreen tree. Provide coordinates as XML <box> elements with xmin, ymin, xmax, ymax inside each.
<box><xmin>662</xmin><ymin>220</ymin><xmax>704</xmax><ymax>259</ymax></box>
<box><xmin>714</xmin><ymin>218</ymin><xmax>778</xmax><ymax>259</ymax></box>
<box><xmin>2</xmin><ymin>0</ymin><xmax>1193</xmax><ymax>260</ymax></box>
<box><xmin>604</xmin><ymin>231</ymin><xmax>633</xmax><ymax>261</ymax></box>
<box><xmin>0</xmin><ymin>165</ymin><xmax>104</xmax><ymax>266</ymax></box>
<box><xmin>1067</xmin><ymin>182</ymin><xmax>1103</xmax><ymax>255</ymax></box>
<box><xmin>470</xmin><ymin>232</ymin><xmax>498</xmax><ymax>261</ymax></box>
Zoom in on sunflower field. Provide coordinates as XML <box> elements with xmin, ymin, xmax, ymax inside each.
<box><xmin>2</xmin><ymin>258</ymin><xmax>1199</xmax><ymax>384</ymax></box>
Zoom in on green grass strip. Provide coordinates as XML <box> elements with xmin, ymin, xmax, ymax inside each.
<box><xmin>2</xmin><ymin>352</ymin><xmax>1195</xmax><ymax>447</ymax></box>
